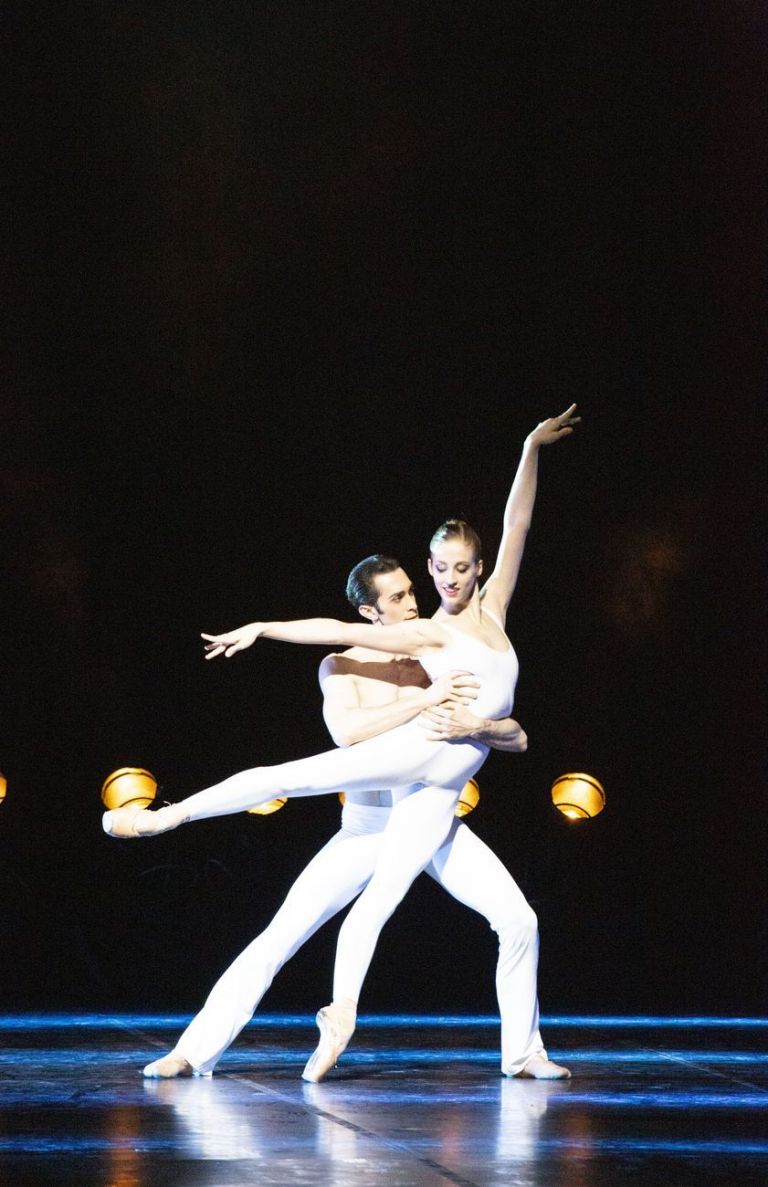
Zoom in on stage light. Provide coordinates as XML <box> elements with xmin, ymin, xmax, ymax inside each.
<box><xmin>246</xmin><ymin>798</ymin><xmax>287</xmax><ymax>816</ymax></box>
<box><xmin>101</xmin><ymin>768</ymin><xmax>157</xmax><ymax>811</ymax></box>
<box><xmin>455</xmin><ymin>777</ymin><xmax>480</xmax><ymax>818</ymax></box>
<box><xmin>551</xmin><ymin>772</ymin><xmax>605</xmax><ymax>820</ymax></box>
<box><xmin>0</xmin><ymin>771</ymin><xmax>6</xmax><ymax>805</ymax></box>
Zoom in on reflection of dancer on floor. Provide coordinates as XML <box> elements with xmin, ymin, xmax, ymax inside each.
<box><xmin>144</xmin><ymin>554</ymin><xmax>567</xmax><ymax>1081</ymax></box>
<box><xmin>104</xmin><ymin>406</ymin><xmax>579</xmax><ymax>1080</ymax></box>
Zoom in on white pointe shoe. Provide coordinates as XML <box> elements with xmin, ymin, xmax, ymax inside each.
<box><xmin>143</xmin><ymin>1052</ymin><xmax>194</xmax><ymax>1079</ymax></box>
<box><xmin>102</xmin><ymin>804</ymin><xmax>185</xmax><ymax>839</ymax></box>
<box><xmin>301</xmin><ymin>1002</ymin><xmax>356</xmax><ymax>1083</ymax></box>
<box><xmin>513</xmin><ymin>1054</ymin><xmax>571</xmax><ymax>1080</ymax></box>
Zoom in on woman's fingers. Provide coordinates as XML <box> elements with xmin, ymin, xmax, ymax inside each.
<box><xmin>555</xmin><ymin>403</ymin><xmax>581</xmax><ymax>429</ymax></box>
<box><xmin>202</xmin><ymin>631</ymin><xmax>237</xmax><ymax>659</ymax></box>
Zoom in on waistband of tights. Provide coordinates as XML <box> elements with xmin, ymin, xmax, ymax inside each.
<box><xmin>342</xmin><ymin>789</ymin><xmax>393</xmax><ymax>809</ymax></box>
<box><xmin>340</xmin><ymin>800</ymin><xmax>392</xmax><ymax>831</ymax></box>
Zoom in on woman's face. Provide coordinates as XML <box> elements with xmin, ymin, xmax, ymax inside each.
<box><xmin>428</xmin><ymin>538</ymin><xmax>482</xmax><ymax>612</ymax></box>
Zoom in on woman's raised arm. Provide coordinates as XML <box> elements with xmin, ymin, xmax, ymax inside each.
<box><xmin>481</xmin><ymin>404</ymin><xmax>580</xmax><ymax>623</ymax></box>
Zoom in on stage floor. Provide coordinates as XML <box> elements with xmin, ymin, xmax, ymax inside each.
<box><xmin>1</xmin><ymin>1014</ymin><xmax>767</xmax><ymax>1185</ymax></box>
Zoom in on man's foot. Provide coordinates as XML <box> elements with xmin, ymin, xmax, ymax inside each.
<box><xmin>143</xmin><ymin>1052</ymin><xmax>194</xmax><ymax>1078</ymax></box>
<box><xmin>102</xmin><ymin>803</ymin><xmax>186</xmax><ymax>839</ymax></box>
<box><xmin>301</xmin><ymin>1000</ymin><xmax>356</xmax><ymax>1083</ymax></box>
<box><xmin>514</xmin><ymin>1054</ymin><xmax>571</xmax><ymax>1080</ymax></box>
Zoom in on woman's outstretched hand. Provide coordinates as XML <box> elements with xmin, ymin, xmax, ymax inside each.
<box><xmin>202</xmin><ymin>623</ymin><xmax>264</xmax><ymax>659</ymax></box>
<box><xmin>528</xmin><ymin>403</ymin><xmax>581</xmax><ymax>447</ymax></box>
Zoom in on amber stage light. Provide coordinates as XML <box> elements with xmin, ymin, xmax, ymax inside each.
<box><xmin>0</xmin><ymin>772</ymin><xmax>6</xmax><ymax>806</ymax></box>
<box><xmin>101</xmin><ymin>768</ymin><xmax>158</xmax><ymax>811</ymax></box>
<box><xmin>455</xmin><ymin>777</ymin><xmax>480</xmax><ymax>818</ymax></box>
<box><xmin>246</xmin><ymin>798</ymin><xmax>288</xmax><ymax>816</ymax></box>
<box><xmin>551</xmin><ymin>772</ymin><xmax>605</xmax><ymax>820</ymax></box>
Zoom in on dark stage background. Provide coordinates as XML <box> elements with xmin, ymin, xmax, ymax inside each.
<box><xmin>1</xmin><ymin>3</ymin><xmax>764</xmax><ymax>1016</ymax></box>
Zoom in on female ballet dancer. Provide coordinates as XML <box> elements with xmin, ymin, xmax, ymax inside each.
<box><xmin>103</xmin><ymin>405</ymin><xmax>579</xmax><ymax>1079</ymax></box>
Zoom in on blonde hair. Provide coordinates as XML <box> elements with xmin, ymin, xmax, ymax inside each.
<box><xmin>429</xmin><ymin>519</ymin><xmax>482</xmax><ymax>562</ymax></box>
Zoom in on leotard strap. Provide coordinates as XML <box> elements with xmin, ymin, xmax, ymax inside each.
<box><xmin>481</xmin><ymin>604</ymin><xmax>506</xmax><ymax>632</ymax></box>
<box><xmin>438</xmin><ymin>613</ymin><xmax>512</xmax><ymax>655</ymax></box>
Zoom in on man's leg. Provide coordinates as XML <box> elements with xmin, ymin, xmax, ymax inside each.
<box><xmin>427</xmin><ymin>820</ymin><xmax>569</xmax><ymax>1079</ymax></box>
<box><xmin>144</xmin><ymin>810</ymin><xmax>387</xmax><ymax>1077</ymax></box>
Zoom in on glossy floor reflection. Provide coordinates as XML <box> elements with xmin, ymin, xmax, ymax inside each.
<box><xmin>1</xmin><ymin>1014</ymin><xmax>767</xmax><ymax>1185</ymax></box>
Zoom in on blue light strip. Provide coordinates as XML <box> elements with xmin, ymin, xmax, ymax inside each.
<box><xmin>541</xmin><ymin>1134</ymin><xmax>768</xmax><ymax>1153</ymax></box>
<box><xmin>540</xmin><ymin>1015</ymin><xmax>768</xmax><ymax>1029</ymax></box>
<box><xmin>541</xmin><ymin>1138</ymin><xmax>768</xmax><ymax>1155</ymax></box>
<box><xmin>546</xmin><ymin>1092</ymin><xmax>768</xmax><ymax>1109</ymax></box>
<box><xmin>1</xmin><ymin>1135</ymin><xmax>766</xmax><ymax>1157</ymax></box>
<box><xmin>0</xmin><ymin>1138</ymin><xmax>181</xmax><ymax>1154</ymax></box>
<box><xmin>0</xmin><ymin>1012</ymin><xmax>766</xmax><ymax>1031</ymax></box>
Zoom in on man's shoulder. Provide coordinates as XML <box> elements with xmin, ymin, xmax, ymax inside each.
<box><xmin>319</xmin><ymin>647</ymin><xmax>377</xmax><ymax>675</ymax></box>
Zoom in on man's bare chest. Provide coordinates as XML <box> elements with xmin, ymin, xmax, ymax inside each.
<box><xmin>349</xmin><ymin>656</ymin><xmax>430</xmax><ymax>704</ymax></box>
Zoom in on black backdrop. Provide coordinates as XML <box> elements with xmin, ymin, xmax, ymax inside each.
<box><xmin>1</xmin><ymin>2</ymin><xmax>764</xmax><ymax>1015</ymax></box>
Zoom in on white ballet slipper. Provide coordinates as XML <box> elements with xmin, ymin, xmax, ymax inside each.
<box><xmin>102</xmin><ymin>803</ymin><xmax>185</xmax><ymax>839</ymax></box>
<box><xmin>142</xmin><ymin>1052</ymin><xmax>194</xmax><ymax>1079</ymax></box>
<box><xmin>512</xmin><ymin>1054</ymin><xmax>571</xmax><ymax>1080</ymax></box>
<box><xmin>301</xmin><ymin>1001</ymin><xmax>356</xmax><ymax>1083</ymax></box>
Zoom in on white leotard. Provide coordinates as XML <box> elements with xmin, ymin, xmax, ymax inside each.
<box><xmin>420</xmin><ymin>619</ymin><xmax>518</xmax><ymax>720</ymax></box>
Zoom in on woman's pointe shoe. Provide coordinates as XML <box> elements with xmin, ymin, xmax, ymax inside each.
<box><xmin>102</xmin><ymin>803</ymin><xmax>186</xmax><ymax>839</ymax></box>
<box><xmin>514</xmin><ymin>1054</ymin><xmax>571</xmax><ymax>1080</ymax></box>
<box><xmin>143</xmin><ymin>1052</ymin><xmax>194</xmax><ymax>1079</ymax></box>
<box><xmin>301</xmin><ymin>1001</ymin><xmax>356</xmax><ymax>1083</ymax></box>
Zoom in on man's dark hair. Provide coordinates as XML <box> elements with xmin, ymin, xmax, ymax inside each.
<box><xmin>346</xmin><ymin>554</ymin><xmax>402</xmax><ymax>609</ymax></box>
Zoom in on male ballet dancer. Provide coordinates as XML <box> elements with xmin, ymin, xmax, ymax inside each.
<box><xmin>143</xmin><ymin>555</ymin><xmax>568</xmax><ymax>1081</ymax></box>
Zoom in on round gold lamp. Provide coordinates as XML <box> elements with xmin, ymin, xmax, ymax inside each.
<box><xmin>247</xmin><ymin>798</ymin><xmax>288</xmax><ymax>816</ymax></box>
<box><xmin>455</xmin><ymin>777</ymin><xmax>480</xmax><ymax>818</ymax></box>
<box><xmin>0</xmin><ymin>771</ymin><xmax>7</xmax><ymax>806</ymax></box>
<box><xmin>101</xmin><ymin>768</ymin><xmax>158</xmax><ymax>811</ymax></box>
<box><xmin>551</xmin><ymin>772</ymin><xmax>605</xmax><ymax>821</ymax></box>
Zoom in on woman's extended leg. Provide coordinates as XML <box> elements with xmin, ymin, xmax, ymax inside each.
<box><xmin>102</xmin><ymin>741</ymin><xmax>413</xmax><ymax>836</ymax></box>
<box><xmin>103</xmin><ymin>722</ymin><xmax>482</xmax><ymax>837</ymax></box>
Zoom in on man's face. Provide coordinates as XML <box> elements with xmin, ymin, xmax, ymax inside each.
<box><xmin>366</xmin><ymin>568</ymin><xmax>419</xmax><ymax>625</ymax></box>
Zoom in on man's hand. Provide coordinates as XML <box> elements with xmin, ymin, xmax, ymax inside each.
<box><xmin>419</xmin><ymin>703</ymin><xmax>528</xmax><ymax>751</ymax></box>
<box><xmin>201</xmin><ymin>623</ymin><xmax>264</xmax><ymax>659</ymax></box>
<box><xmin>425</xmin><ymin>670</ymin><xmax>480</xmax><ymax>709</ymax></box>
